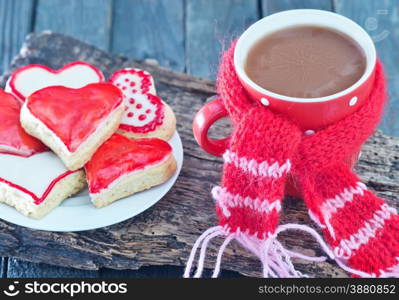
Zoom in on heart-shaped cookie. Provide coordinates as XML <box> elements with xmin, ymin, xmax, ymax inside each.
<box><xmin>21</xmin><ymin>83</ymin><xmax>124</xmax><ymax>170</ymax></box>
<box><xmin>0</xmin><ymin>90</ymin><xmax>47</xmax><ymax>156</ymax></box>
<box><xmin>6</xmin><ymin>61</ymin><xmax>104</xmax><ymax>101</ymax></box>
<box><xmin>109</xmin><ymin>68</ymin><xmax>176</xmax><ymax>140</ymax></box>
<box><xmin>85</xmin><ymin>134</ymin><xmax>176</xmax><ymax>208</ymax></box>
<box><xmin>0</xmin><ymin>152</ymin><xmax>85</xmax><ymax>219</ymax></box>
<box><xmin>0</xmin><ymin>89</ymin><xmax>85</xmax><ymax>218</ymax></box>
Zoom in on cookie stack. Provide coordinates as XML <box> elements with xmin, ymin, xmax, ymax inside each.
<box><xmin>0</xmin><ymin>62</ymin><xmax>177</xmax><ymax>219</ymax></box>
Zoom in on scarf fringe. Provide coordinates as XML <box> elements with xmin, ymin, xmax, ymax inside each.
<box><xmin>184</xmin><ymin>224</ymin><xmax>382</xmax><ymax>278</ymax></box>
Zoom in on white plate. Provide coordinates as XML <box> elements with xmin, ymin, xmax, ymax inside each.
<box><xmin>0</xmin><ymin>132</ymin><xmax>183</xmax><ymax>232</ymax></box>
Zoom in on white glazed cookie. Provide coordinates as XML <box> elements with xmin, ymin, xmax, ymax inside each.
<box><xmin>109</xmin><ymin>68</ymin><xmax>176</xmax><ymax>141</ymax></box>
<box><xmin>6</xmin><ymin>61</ymin><xmax>104</xmax><ymax>101</ymax></box>
<box><xmin>0</xmin><ymin>153</ymin><xmax>86</xmax><ymax>219</ymax></box>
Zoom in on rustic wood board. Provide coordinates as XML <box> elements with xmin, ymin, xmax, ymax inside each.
<box><xmin>0</xmin><ymin>32</ymin><xmax>398</xmax><ymax>278</ymax></box>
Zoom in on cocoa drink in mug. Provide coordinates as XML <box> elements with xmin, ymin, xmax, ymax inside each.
<box><xmin>193</xmin><ymin>9</ymin><xmax>376</xmax><ymax>197</ymax></box>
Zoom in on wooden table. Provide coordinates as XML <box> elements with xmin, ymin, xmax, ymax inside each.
<box><xmin>0</xmin><ymin>0</ymin><xmax>398</xmax><ymax>278</ymax></box>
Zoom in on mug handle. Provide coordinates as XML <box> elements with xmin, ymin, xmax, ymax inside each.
<box><xmin>193</xmin><ymin>98</ymin><xmax>230</xmax><ymax>156</ymax></box>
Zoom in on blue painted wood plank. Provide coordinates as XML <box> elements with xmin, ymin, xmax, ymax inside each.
<box><xmin>111</xmin><ymin>0</ymin><xmax>185</xmax><ymax>72</ymax></box>
<box><xmin>185</xmin><ymin>0</ymin><xmax>259</xmax><ymax>79</ymax></box>
<box><xmin>335</xmin><ymin>0</ymin><xmax>399</xmax><ymax>136</ymax></box>
<box><xmin>100</xmin><ymin>266</ymin><xmax>184</xmax><ymax>278</ymax></box>
<box><xmin>99</xmin><ymin>266</ymin><xmax>242</xmax><ymax>278</ymax></box>
<box><xmin>261</xmin><ymin>0</ymin><xmax>333</xmax><ymax>15</ymax></box>
<box><xmin>0</xmin><ymin>0</ymin><xmax>35</xmax><ymax>74</ymax></box>
<box><xmin>1</xmin><ymin>257</ymin><xmax>6</xmax><ymax>278</ymax></box>
<box><xmin>7</xmin><ymin>259</ymin><xmax>98</xmax><ymax>278</ymax></box>
<box><xmin>34</xmin><ymin>0</ymin><xmax>112</xmax><ymax>50</ymax></box>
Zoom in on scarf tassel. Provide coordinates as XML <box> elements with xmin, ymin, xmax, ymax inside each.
<box><xmin>183</xmin><ymin>224</ymin><xmax>380</xmax><ymax>278</ymax></box>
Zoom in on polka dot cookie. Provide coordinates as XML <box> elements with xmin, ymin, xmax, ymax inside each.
<box><xmin>109</xmin><ymin>68</ymin><xmax>176</xmax><ymax>141</ymax></box>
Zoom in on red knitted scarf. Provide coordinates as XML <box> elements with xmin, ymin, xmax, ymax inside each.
<box><xmin>185</xmin><ymin>42</ymin><xmax>399</xmax><ymax>278</ymax></box>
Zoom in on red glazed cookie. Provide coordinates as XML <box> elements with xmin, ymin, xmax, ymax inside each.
<box><xmin>6</xmin><ymin>61</ymin><xmax>104</xmax><ymax>101</ymax></box>
<box><xmin>85</xmin><ymin>134</ymin><xmax>176</xmax><ymax>208</ymax></box>
<box><xmin>0</xmin><ymin>90</ymin><xmax>46</xmax><ymax>156</ymax></box>
<box><xmin>109</xmin><ymin>68</ymin><xmax>176</xmax><ymax>141</ymax></box>
<box><xmin>20</xmin><ymin>83</ymin><xmax>124</xmax><ymax>170</ymax></box>
<box><xmin>0</xmin><ymin>89</ymin><xmax>85</xmax><ymax>219</ymax></box>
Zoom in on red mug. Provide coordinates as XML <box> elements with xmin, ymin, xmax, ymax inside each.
<box><xmin>193</xmin><ymin>10</ymin><xmax>377</xmax><ymax>196</ymax></box>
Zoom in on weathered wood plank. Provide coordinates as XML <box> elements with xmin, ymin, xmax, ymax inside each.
<box><xmin>335</xmin><ymin>0</ymin><xmax>399</xmax><ymax>136</ymax></box>
<box><xmin>186</xmin><ymin>0</ymin><xmax>259</xmax><ymax>79</ymax></box>
<box><xmin>261</xmin><ymin>0</ymin><xmax>333</xmax><ymax>15</ymax></box>
<box><xmin>0</xmin><ymin>0</ymin><xmax>35</xmax><ymax>74</ymax></box>
<box><xmin>100</xmin><ymin>266</ymin><xmax>182</xmax><ymax>278</ymax></box>
<box><xmin>100</xmin><ymin>266</ymin><xmax>241</xmax><ymax>277</ymax></box>
<box><xmin>35</xmin><ymin>0</ymin><xmax>112</xmax><ymax>50</ymax></box>
<box><xmin>1</xmin><ymin>257</ymin><xmax>6</xmax><ymax>277</ymax></box>
<box><xmin>0</xmin><ymin>32</ymin><xmax>397</xmax><ymax>278</ymax></box>
<box><xmin>7</xmin><ymin>259</ymin><xmax>98</xmax><ymax>278</ymax></box>
<box><xmin>111</xmin><ymin>0</ymin><xmax>185</xmax><ymax>72</ymax></box>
